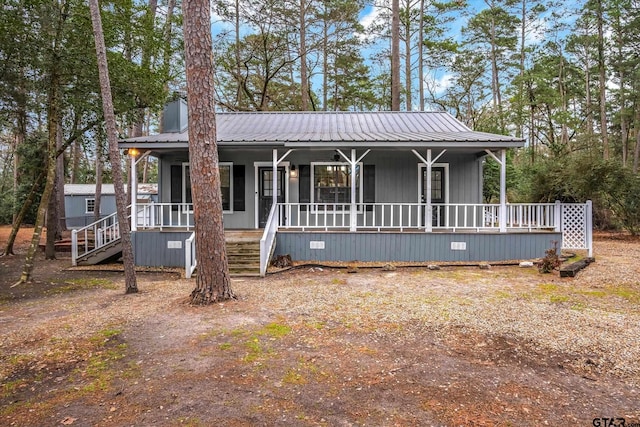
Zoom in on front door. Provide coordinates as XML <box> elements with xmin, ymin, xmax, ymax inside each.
<box><xmin>258</xmin><ymin>167</ymin><xmax>285</xmax><ymax>227</ymax></box>
<box><xmin>422</xmin><ymin>167</ymin><xmax>446</xmax><ymax>227</ymax></box>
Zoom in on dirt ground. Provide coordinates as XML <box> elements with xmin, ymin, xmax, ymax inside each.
<box><xmin>1</xmin><ymin>225</ymin><xmax>639</xmax><ymax>426</ymax></box>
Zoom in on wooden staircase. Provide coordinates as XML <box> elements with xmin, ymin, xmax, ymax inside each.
<box><xmin>224</xmin><ymin>230</ymin><xmax>262</xmax><ymax>276</ymax></box>
<box><xmin>75</xmin><ymin>229</ymin><xmax>263</xmax><ymax>277</ymax></box>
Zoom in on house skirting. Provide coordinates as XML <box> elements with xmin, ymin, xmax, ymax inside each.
<box><xmin>274</xmin><ymin>231</ymin><xmax>562</xmax><ymax>263</ymax></box>
<box><xmin>131</xmin><ymin>231</ymin><xmax>193</xmax><ymax>267</ymax></box>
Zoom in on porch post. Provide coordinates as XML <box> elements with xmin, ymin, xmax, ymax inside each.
<box><xmin>350</xmin><ymin>149</ymin><xmax>357</xmax><ymax>232</ymax></box>
<box><xmin>586</xmin><ymin>200</ymin><xmax>593</xmax><ymax>257</ymax></box>
<box><xmin>499</xmin><ymin>148</ymin><xmax>507</xmax><ymax>232</ymax></box>
<box><xmin>272</xmin><ymin>148</ymin><xmax>278</xmax><ymax>210</ymax></box>
<box><xmin>130</xmin><ymin>152</ymin><xmax>137</xmax><ymax>231</ymax></box>
<box><xmin>426</xmin><ymin>149</ymin><xmax>433</xmax><ymax>232</ymax></box>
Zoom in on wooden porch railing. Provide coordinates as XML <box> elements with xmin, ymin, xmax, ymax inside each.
<box><xmin>276</xmin><ymin>203</ymin><xmax>558</xmax><ymax>232</ymax></box>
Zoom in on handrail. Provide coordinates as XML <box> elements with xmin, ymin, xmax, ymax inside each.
<box><xmin>259</xmin><ymin>203</ymin><xmax>279</xmax><ymax>277</ymax></box>
<box><xmin>71</xmin><ymin>210</ymin><xmax>122</xmax><ymax>266</ymax></box>
<box><xmin>185</xmin><ymin>232</ymin><xmax>197</xmax><ymax>278</ymax></box>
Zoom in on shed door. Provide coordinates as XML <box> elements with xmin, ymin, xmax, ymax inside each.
<box><xmin>422</xmin><ymin>167</ymin><xmax>446</xmax><ymax>227</ymax></box>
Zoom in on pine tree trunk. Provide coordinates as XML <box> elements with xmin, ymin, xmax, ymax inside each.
<box><xmin>56</xmin><ymin>121</ymin><xmax>66</xmax><ymax>233</ymax></box>
<box><xmin>89</xmin><ymin>0</ymin><xmax>138</xmax><ymax>294</ymax></box>
<box><xmin>17</xmin><ymin>72</ymin><xmax>60</xmax><ymax>283</ymax></box>
<box><xmin>404</xmin><ymin>2</ymin><xmax>411</xmax><ymax>111</ymax></box>
<box><xmin>183</xmin><ymin>0</ymin><xmax>234</xmax><ymax>304</ymax></box>
<box><xmin>391</xmin><ymin>0</ymin><xmax>401</xmax><ymax>111</ymax></box>
<box><xmin>418</xmin><ymin>0</ymin><xmax>424</xmax><ymax>111</ymax></box>
<box><xmin>300</xmin><ymin>0</ymin><xmax>309</xmax><ymax>110</ymax></box>
<box><xmin>94</xmin><ymin>133</ymin><xmax>103</xmax><ymax>223</ymax></box>
<box><xmin>596</xmin><ymin>0</ymin><xmax>609</xmax><ymax>159</ymax></box>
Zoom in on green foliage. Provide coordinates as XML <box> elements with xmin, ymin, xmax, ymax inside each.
<box><xmin>600</xmin><ymin>166</ymin><xmax>640</xmax><ymax>235</ymax></box>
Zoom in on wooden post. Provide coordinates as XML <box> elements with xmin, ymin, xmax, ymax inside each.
<box><xmin>350</xmin><ymin>149</ymin><xmax>357</xmax><ymax>232</ymax></box>
<box><xmin>499</xmin><ymin>149</ymin><xmax>506</xmax><ymax>232</ymax></box>
<box><xmin>272</xmin><ymin>149</ymin><xmax>278</xmax><ymax>211</ymax></box>
<box><xmin>130</xmin><ymin>151</ymin><xmax>137</xmax><ymax>231</ymax></box>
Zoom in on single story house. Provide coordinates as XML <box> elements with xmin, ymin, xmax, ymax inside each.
<box><xmin>64</xmin><ymin>183</ymin><xmax>157</xmax><ymax>229</ymax></box>
<box><xmin>71</xmin><ymin>100</ymin><xmax>593</xmax><ymax>276</ymax></box>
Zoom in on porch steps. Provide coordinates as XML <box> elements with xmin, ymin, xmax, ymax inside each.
<box><xmin>76</xmin><ymin>229</ymin><xmax>263</xmax><ymax>276</ymax></box>
<box><xmin>75</xmin><ymin>238</ymin><xmax>123</xmax><ymax>266</ymax></box>
<box><xmin>225</xmin><ymin>230</ymin><xmax>262</xmax><ymax>276</ymax></box>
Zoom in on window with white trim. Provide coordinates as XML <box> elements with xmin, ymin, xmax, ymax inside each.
<box><xmin>85</xmin><ymin>198</ymin><xmax>96</xmax><ymax>214</ymax></box>
<box><xmin>183</xmin><ymin>162</ymin><xmax>233</xmax><ymax>212</ymax></box>
<box><xmin>311</xmin><ymin>162</ymin><xmax>362</xmax><ymax>209</ymax></box>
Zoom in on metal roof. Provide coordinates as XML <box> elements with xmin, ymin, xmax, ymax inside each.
<box><xmin>121</xmin><ymin>111</ymin><xmax>524</xmax><ymax>148</ymax></box>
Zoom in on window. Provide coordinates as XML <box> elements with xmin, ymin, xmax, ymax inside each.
<box><xmin>182</xmin><ymin>162</ymin><xmax>233</xmax><ymax>212</ymax></box>
<box><xmin>311</xmin><ymin>162</ymin><xmax>362</xmax><ymax>209</ymax></box>
<box><xmin>85</xmin><ymin>198</ymin><xmax>96</xmax><ymax>214</ymax></box>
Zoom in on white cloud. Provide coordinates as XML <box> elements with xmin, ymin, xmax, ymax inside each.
<box><xmin>359</xmin><ymin>5</ymin><xmax>381</xmax><ymax>30</ymax></box>
<box><xmin>425</xmin><ymin>73</ymin><xmax>454</xmax><ymax>96</ymax></box>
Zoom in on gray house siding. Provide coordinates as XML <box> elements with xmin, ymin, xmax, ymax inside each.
<box><xmin>274</xmin><ymin>231</ymin><xmax>561</xmax><ymax>263</ymax></box>
<box><xmin>157</xmin><ymin>149</ymin><xmax>483</xmax><ymax>230</ymax></box>
<box><xmin>131</xmin><ymin>231</ymin><xmax>193</xmax><ymax>267</ymax></box>
<box><xmin>64</xmin><ymin>195</ymin><xmax>117</xmax><ymax>228</ymax></box>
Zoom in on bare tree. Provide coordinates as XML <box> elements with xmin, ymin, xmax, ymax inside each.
<box><xmin>89</xmin><ymin>0</ymin><xmax>138</xmax><ymax>294</ymax></box>
<box><xmin>183</xmin><ymin>0</ymin><xmax>235</xmax><ymax>304</ymax></box>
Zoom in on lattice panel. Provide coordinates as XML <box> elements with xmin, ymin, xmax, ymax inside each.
<box><xmin>562</xmin><ymin>204</ymin><xmax>587</xmax><ymax>250</ymax></box>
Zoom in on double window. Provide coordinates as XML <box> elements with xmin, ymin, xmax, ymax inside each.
<box><xmin>310</xmin><ymin>162</ymin><xmax>362</xmax><ymax>208</ymax></box>
<box><xmin>182</xmin><ymin>162</ymin><xmax>233</xmax><ymax>212</ymax></box>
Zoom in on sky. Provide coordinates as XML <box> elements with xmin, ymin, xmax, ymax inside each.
<box><xmin>211</xmin><ymin>1</ymin><xmax>580</xmax><ymax>105</ymax></box>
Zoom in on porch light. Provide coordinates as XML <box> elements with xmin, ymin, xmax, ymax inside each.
<box><xmin>290</xmin><ymin>164</ymin><xmax>298</xmax><ymax>178</ymax></box>
<box><xmin>128</xmin><ymin>148</ymin><xmax>139</xmax><ymax>157</ymax></box>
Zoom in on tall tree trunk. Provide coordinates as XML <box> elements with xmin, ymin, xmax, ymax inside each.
<box><xmin>89</xmin><ymin>0</ymin><xmax>138</xmax><ymax>294</ymax></box>
<box><xmin>300</xmin><ymin>0</ymin><xmax>309</xmax><ymax>110</ymax></box>
<box><xmin>13</xmin><ymin>84</ymin><xmax>27</xmax><ymax>224</ymax></box>
<box><xmin>404</xmin><ymin>4</ymin><xmax>411</xmax><ymax>111</ymax></box>
<box><xmin>183</xmin><ymin>0</ymin><xmax>234</xmax><ymax>304</ymax></box>
<box><xmin>418</xmin><ymin>0</ymin><xmax>424</xmax><ymax>111</ymax></box>
<box><xmin>322</xmin><ymin>10</ymin><xmax>328</xmax><ymax>111</ymax></box>
<box><xmin>45</xmin><ymin>116</ymin><xmax>66</xmax><ymax>259</ymax></box>
<box><xmin>633</xmin><ymin>109</ymin><xmax>640</xmax><ymax>173</ymax></box>
<box><xmin>234</xmin><ymin>0</ymin><xmax>242</xmax><ymax>106</ymax></box>
<box><xmin>391</xmin><ymin>0</ymin><xmax>401</xmax><ymax>111</ymax></box>
<box><xmin>17</xmin><ymin>69</ymin><xmax>61</xmax><ymax>283</ymax></box>
<box><xmin>94</xmin><ymin>132</ymin><xmax>104</xmax><ymax>223</ymax></box>
<box><xmin>70</xmin><ymin>138</ymin><xmax>80</xmax><ymax>183</ymax></box>
<box><xmin>56</xmin><ymin>121</ymin><xmax>66</xmax><ymax>233</ymax></box>
<box><xmin>595</xmin><ymin>0</ymin><xmax>609</xmax><ymax>159</ymax></box>
<box><xmin>517</xmin><ymin>0</ymin><xmax>526</xmax><ymax>138</ymax></box>
<box><xmin>16</xmin><ymin>0</ymin><xmax>72</xmax><ymax>283</ymax></box>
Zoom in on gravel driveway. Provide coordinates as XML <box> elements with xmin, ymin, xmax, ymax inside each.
<box><xmin>1</xmin><ymin>232</ymin><xmax>639</xmax><ymax>426</ymax></box>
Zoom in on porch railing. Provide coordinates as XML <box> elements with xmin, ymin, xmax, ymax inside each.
<box><xmin>260</xmin><ymin>203</ymin><xmax>279</xmax><ymax>277</ymax></box>
<box><xmin>71</xmin><ymin>210</ymin><xmax>123</xmax><ymax>266</ymax></box>
<box><xmin>135</xmin><ymin>202</ymin><xmax>194</xmax><ymax>230</ymax></box>
<box><xmin>277</xmin><ymin>203</ymin><xmax>558</xmax><ymax>232</ymax></box>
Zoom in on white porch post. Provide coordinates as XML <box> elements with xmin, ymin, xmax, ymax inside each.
<box><xmin>586</xmin><ymin>200</ymin><xmax>593</xmax><ymax>257</ymax></box>
<box><xmin>130</xmin><ymin>153</ymin><xmax>137</xmax><ymax>231</ymax></box>
<box><xmin>272</xmin><ymin>149</ymin><xmax>278</xmax><ymax>209</ymax></box>
<box><xmin>350</xmin><ymin>149</ymin><xmax>357</xmax><ymax>231</ymax></box>
<box><xmin>485</xmin><ymin>149</ymin><xmax>507</xmax><ymax>232</ymax></box>
<box><xmin>499</xmin><ymin>149</ymin><xmax>507</xmax><ymax>232</ymax></box>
